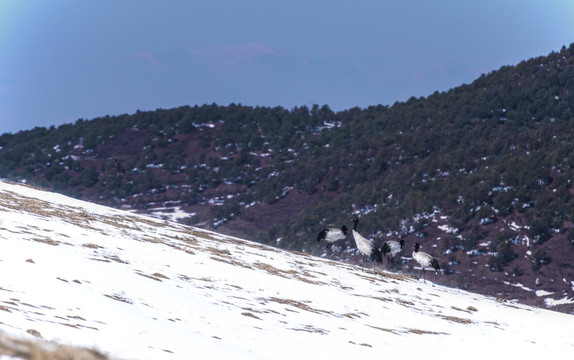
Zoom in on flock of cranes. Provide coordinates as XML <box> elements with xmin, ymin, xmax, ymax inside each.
<box><xmin>317</xmin><ymin>216</ymin><xmax>441</xmax><ymax>281</ymax></box>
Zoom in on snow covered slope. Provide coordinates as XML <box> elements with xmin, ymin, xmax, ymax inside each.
<box><xmin>0</xmin><ymin>181</ymin><xmax>573</xmax><ymax>359</ymax></box>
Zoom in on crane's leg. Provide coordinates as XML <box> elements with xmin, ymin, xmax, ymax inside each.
<box><xmin>390</xmin><ymin>257</ymin><xmax>400</xmax><ymax>272</ymax></box>
<box><xmin>326</xmin><ymin>243</ymin><xmax>334</xmax><ymax>259</ymax></box>
<box><xmin>417</xmin><ymin>267</ymin><xmax>426</xmax><ymax>282</ymax></box>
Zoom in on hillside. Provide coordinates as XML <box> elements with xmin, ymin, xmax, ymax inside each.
<box><xmin>1</xmin><ymin>44</ymin><xmax>574</xmax><ymax>314</ymax></box>
<box><xmin>1</xmin><ymin>181</ymin><xmax>573</xmax><ymax>359</ymax></box>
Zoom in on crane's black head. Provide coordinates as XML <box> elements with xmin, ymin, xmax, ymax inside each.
<box><xmin>341</xmin><ymin>225</ymin><xmax>349</xmax><ymax>235</ymax></box>
<box><xmin>350</xmin><ymin>217</ymin><xmax>359</xmax><ymax>230</ymax></box>
<box><xmin>414</xmin><ymin>242</ymin><xmax>421</xmax><ymax>252</ymax></box>
<box><xmin>399</xmin><ymin>239</ymin><xmax>405</xmax><ymax>249</ymax></box>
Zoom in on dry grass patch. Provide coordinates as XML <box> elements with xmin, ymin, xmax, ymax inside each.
<box><xmin>290</xmin><ymin>325</ymin><xmax>329</xmax><ymax>335</ymax></box>
<box><xmin>83</xmin><ymin>243</ymin><xmax>103</xmax><ymax>249</ymax></box>
<box><xmin>408</xmin><ymin>328</ymin><xmax>448</xmax><ymax>335</ymax></box>
<box><xmin>356</xmin><ymin>294</ymin><xmax>393</xmax><ymax>304</ymax></box>
<box><xmin>484</xmin><ymin>320</ymin><xmax>502</xmax><ymax>329</ymax></box>
<box><xmin>265</xmin><ymin>297</ymin><xmax>331</xmax><ymax>316</ymax></box>
<box><xmin>451</xmin><ymin>306</ymin><xmax>474</xmax><ymax>314</ymax></box>
<box><xmin>396</xmin><ymin>299</ymin><xmax>416</xmax><ymax>307</ymax></box>
<box><xmin>251</xmin><ymin>262</ymin><xmax>327</xmax><ymax>285</ymax></box>
<box><xmin>209</xmin><ymin>256</ymin><xmax>252</xmax><ymax>268</ymax></box>
<box><xmin>126</xmin><ymin>215</ymin><xmax>163</xmax><ymax>228</ymax></box>
<box><xmin>241</xmin><ymin>312</ymin><xmax>262</xmax><ymax>320</ymax></box>
<box><xmin>0</xmin><ymin>305</ymin><xmax>13</xmax><ymax>313</ymax></box>
<box><xmin>30</xmin><ymin>236</ymin><xmax>62</xmax><ymax>246</ymax></box>
<box><xmin>152</xmin><ymin>272</ymin><xmax>170</xmax><ymax>280</ymax></box>
<box><xmin>348</xmin><ymin>341</ymin><xmax>372</xmax><ymax>347</ymax></box>
<box><xmin>382</xmin><ymin>272</ymin><xmax>416</xmax><ymax>281</ymax></box>
<box><xmin>368</xmin><ymin>325</ymin><xmax>400</xmax><ymax>335</ymax></box>
<box><xmin>103</xmin><ymin>254</ymin><xmax>129</xmax><ymax>264</ymax></box>
<box><xmin>0</xmin><ymin>330</ymin><xmax>109</xmax><ymax>360</ymax></box>
<box><xmin>342</xmin><ymin>312</ymin><xmax>363</xmax><ymax>319</ymax></box>
<box><xmin>190</xmin><ymin>230</ymin><xmax>222</xmax><ymax>242</ymax></box>
<box><xmin>104</xmin><ymin>293</ymin><xmax>133</xmax><ymax>304</ymax></box>
<box><xmin>437</xmin><ymin>314</ymin><xmax>473</xmax><ymax>324</ymax></box>
<box><xmin>207</xmin><ymin>246</ymin><xmax>232</xmax><ymax>257</ymax></box>
<box><xmin>252</xmin><ymin>262</ymin><xmax>289</xmax><ymax>278</ymax></box>
<box><xmin>135</xmin><ymin>271</ymin><xmax>169</xmax><ymax>282</ymax></box>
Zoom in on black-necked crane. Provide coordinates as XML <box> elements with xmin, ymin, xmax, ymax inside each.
<box><xmin>317</xmin><ymin>225</ymin><xmax>348</xmax><ymax>255</ymax></box>
<box><xmin>381</xmin><ymin>239</ymin><xmax>404</xmax><ymax>271</ymax></box>
<box><xmin>412</xmin><ymin>242</ymin><xmax>440</xmax><ymax>281</ymax></box>
<box><xmin>350</xmin><ymin>217</ymin><xmax>382</xmax><ymax>267</ymax></box>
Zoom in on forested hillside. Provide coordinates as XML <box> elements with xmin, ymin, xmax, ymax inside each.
<box><xmin>1</xmin><ymin>44</ymin><xmax>574</xmax><ymax>312</ymax></box>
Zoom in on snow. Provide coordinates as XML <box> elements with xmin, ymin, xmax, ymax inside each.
<box><xmin>437</xmin><ymin>224</ymin><xmax>457</xmax><ymax>233</ymax></box>
<box><xmin>503</xmin><ymin>281</ymin><xmax>534</xmax><ymax>293</ymax></box>
<box><xmin>1</xmin><ymin>181</ymin><xmax>574</xmax><ymax>359</ymax></box>
<box><xmin>545</xmin><ymin>297</ymin><xmax>574</xmax><ymax>307</ymax></box>
<box><xmin>536</xmin><ymin>290</ymin><xmax>555</xmax><ymax>297</ymax></box>
<box><xmin>509</xmin><ymin>221</ymin><xmax>522</xmax><ymax>231</ymax></box>
<box><xmin>143</xmin><ymin>206</ymin><xmax>192</xmax><ymax>222</ymax></box>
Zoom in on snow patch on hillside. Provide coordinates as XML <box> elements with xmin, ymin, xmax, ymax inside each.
<box><xmin>0</xmin><ymin>181</ymin><xmax>573</xmax><ymax>359</ymax></box>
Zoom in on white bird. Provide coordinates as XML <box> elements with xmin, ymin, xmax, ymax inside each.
<box><xmin>381</xmin><ymin>239</ymin><xmax>404</xmax><ymax>271</ymax></box>
<box><xmin>350</xmin><ymin>217</ymin><xmax>382</xmax><ymax>266</ymax></box>
<box><xmin>317</xmin><ymin>225</ymin><xmax>348</xmax><ymax>254</ymax></box>
<box><xmin>412</xmin><ymin>242</ymin><xmax>440</xmax><ymax>281</ymax></box>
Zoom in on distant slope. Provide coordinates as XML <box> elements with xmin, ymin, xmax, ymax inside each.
<box><xmin>1</xmin><ymin>44</ymin><xmax>574</xmax><ymax>314</ymax></box>
<box><xmin>1</xmin><ymin>181</ymin><xmax>573</xmax><ymax>360</ymax></box>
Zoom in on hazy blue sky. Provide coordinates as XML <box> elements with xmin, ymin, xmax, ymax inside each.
<box><xmin>1</xmin><ymin>0</ymin><xmax>574</xmax><ymax>134</ymax></box>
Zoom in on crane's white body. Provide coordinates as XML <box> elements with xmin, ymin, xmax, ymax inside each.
<box><xmin>352</xmin><ymin>229</ymin><xmax>375</xmax><ymax>257</ymax></box>
<box><xmin>412</xmin><ymin>242</ymin><xmax>440</xmax><ymax>281</ymax></box>
<box><xmin>350</xmin><ymin>217</ymin><xmax>382</xmax><ymax>264</ymax></box>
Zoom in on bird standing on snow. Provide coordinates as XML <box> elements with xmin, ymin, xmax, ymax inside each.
<box><xmin>381</xmin><ymin>239</ymin><xmax>404</xmax><ymax>271</ymax></box>
<box><xmin>317</xmin><ymin>225</ymin><xmax>348</xmax><ymax>254</ymax></box>
<box><xmin>350</xmin><ymin>217</ymin><xmax>382</xmax><ymax>266</ymax></box>
<box><xmin>412</xmin><ymin>242</ymin><xmax>440</xmax><ymax>282</ymax></box>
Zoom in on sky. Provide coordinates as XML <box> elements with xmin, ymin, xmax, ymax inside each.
<box><xmin>1</xmin><ymin>1</ymin><xmax>574</xmax><ymax>135</ymax></box>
